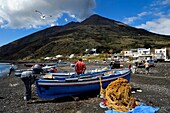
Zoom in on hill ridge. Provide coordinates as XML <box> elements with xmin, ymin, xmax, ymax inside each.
<box><xmin>0</xmin><ymin>14</ymin><xmax>170</xmax><ymax>61</ymax></box>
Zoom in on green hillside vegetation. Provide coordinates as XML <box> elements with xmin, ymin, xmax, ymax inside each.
<box><xmin>0</xmin><ymin>14</ymin><xmax>170</xmax><ymax>61</ymax></box>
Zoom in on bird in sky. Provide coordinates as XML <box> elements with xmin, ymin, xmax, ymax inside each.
<box><xmin>35</xmin><ymin>10</ymin><xmax>52</xmax><ymax>20</ymax></box>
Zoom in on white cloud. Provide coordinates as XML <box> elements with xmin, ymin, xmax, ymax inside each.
<box><xmin>64</xmin><ymin>18</ymin><xmax>68</xmax><ymax>22</ymax></box>
<box><xmin>160</xmin><ymin>0</ymin><xmax>170</xmax><ymax>5</ymax></box>
<box><xmin>123</xmin><ymin>0</ymin><xmax>170</xmax><ymax>36</ymax></box>
<box><xmin>123</xmin><ymin>12</ymin><xmax>151</xmax><ymax>24</ymax></box>
<box><xmin>134</xmin><ymin>0</ymin><xmax>170</xmax><ymax>35</ymax></box>
<box><xmin>123</xmin><ymin>16</ymin><xmax>138</xmax><ymax>24</ymax></box>
<box><xmin>150</xmin><ymin>0</ymin><xmax>170</xmax><ymax>6</ymax></box>
<box><xmin>50</xmin><ymin>23</ymin><xmax>55</xmax><ymax>27</ymax></box>
<box><xmin>0</xmin><ymin>0</ymin><xmax>95</xmax><ymax>29</ymax></box>
<box><xmin>0</xmin><ymin>18</ymin><xmax>3</xmax><ymax>25</ymax></box>
<box><xmin>137</xmin><ymin>18</ymin><xmax>170</xmax><ymax>35</ymax></box>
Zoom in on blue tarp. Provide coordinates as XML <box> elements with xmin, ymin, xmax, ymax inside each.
<box><xmin>105</xmin><ymin>102</ymin><xmax>160</xmax><ymax>113</ymax></box>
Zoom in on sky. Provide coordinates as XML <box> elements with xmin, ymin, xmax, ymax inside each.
<box><xmin>0</xmin><ymin>0</ymin><xmax>170</xmax><ymax>46</ymax></box>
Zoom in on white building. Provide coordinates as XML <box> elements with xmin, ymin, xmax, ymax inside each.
<box><xmin>122</xmin><ymin>48</ymin><xmax>152</xmax><ymax>61</ymax></box>
<box><xmin>137</xmin><ymin>48</ymin><xmax>151</xmax><ymax>55</ymax></box>
<box><xmin>137</xmin><ymin>48</ymin><xmax>152</xmax><ymax>61</ymax></box>
<box><xmin>123</xmin><ymin>51</ymin><xmax>131</xmax><ymax>57</ymax></box>
<box><xmin>69</xmin><ymin>54</ymin><xmax>74</xmax><ymax>59</ymax></box>
<box><xmin>155</xmin><ymin>48</ymin><xmax>167</xmax><ymax>60</ymax></box>
<box><xmin>130</xmin><ymin>49</ymin><xmax>138</xmax><ymax>58</ymax></box>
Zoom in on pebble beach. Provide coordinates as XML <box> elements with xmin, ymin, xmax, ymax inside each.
<box><xmin>0</xmin><ymin>62</ymin><xmax>170</xmax><ymax>113</ymax></box>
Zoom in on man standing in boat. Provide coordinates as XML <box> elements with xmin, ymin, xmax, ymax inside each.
<box><xmin>49</xmin><ymin>66</ymin><xmax>57</xmax><ymax>73</ymax></box>
<box><xmin>75</xmin><ymin>58</ymin><xmax>86</xmax><ymax>74</ymax></box>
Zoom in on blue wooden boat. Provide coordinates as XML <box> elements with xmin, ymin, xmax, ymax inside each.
<box><xmin>35</xmin><ymin>69</ymin><xmax>131</xmax><ymax>98</ymax></box>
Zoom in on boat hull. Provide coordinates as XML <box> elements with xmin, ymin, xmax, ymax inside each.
<box><xmin>36</xmin><ymin>69</ymin><xmax>131</xmax><ymax>98</ymax></box>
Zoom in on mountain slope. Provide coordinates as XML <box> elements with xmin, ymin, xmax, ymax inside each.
<box><xmin>0</xmin><ymin>14</ymin><xmax>170</xmax><ymax>61</ymax></box>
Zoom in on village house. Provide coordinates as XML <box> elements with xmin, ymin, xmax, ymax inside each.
<box><xmin>122</xmin><ymin>48</ymin><xmax>153</xmax><ymax>61</ymax></box>
<box><xmin>137</xmin><ymin>48</ymin><xmax>152</xmax><ymax>61</ymax></box>
<box><xmin>154</xmin><ymin>48</ymin><xmax>168</xmax><ymax>61</ymax></box>
<box><xmin>121</xmin><ymin>47</ymin><xmax>170</xmax><ymax>62</ymax></box>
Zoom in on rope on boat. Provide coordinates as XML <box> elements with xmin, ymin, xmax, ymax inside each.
<box><xmin>99</xmin><ymin>76</ymin><xmax>105</xmax><ymax>98</ymax></box>
<box><xmin>99</xmin><ymin>77</ymin><xmax>139</xmax><ymax>112</ymax></box>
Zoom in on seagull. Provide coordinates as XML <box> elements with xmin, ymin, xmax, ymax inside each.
<box><xmin>35</xmin><ymin>10</ymin><xmax>52</xmax><ymax>20</ymax></box>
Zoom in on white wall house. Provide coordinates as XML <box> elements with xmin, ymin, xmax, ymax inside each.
<box><xmin>130</xmin><ymin>49</ymin><xmax>138</xmax><ymax>58</ymax></box>
<box><xmin>112</xmin><ymin>53</ymin><xmax>125</xmax><ymax>61</ymax></box>
<box><xmin>123</xmin><ymin>51</ymin><xmax>132</xmax><ymax>57</ymax></box>
<box><xmin>138</xmin><ymin>54</ymin><xmax>153</xmax><ymax>61</ymax></box>
<box><xmin>155</xmin><ymin>48</ymin><xmax>167</xmax><ymax>60</ymax></box>
<box><xmin>137</xmin><ymin>48</ymin><xmax>151</xmax><ymax>55</ymax></box>
<box><xmin>137</xmin><ymin>48</ymin><xmax>152</xmax><ymax>61</ymax></box>
<box><xmin>122</xmin><ymin>48</ymin><xmax>152</xmax><ymax>61</ymax></box>
<box><xmin>121</xmin><ymin>49</ymin><xmax>139</xmax><ymax>58</ymax></box>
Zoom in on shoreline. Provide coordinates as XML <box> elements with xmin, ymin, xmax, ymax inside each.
<box><xmin>0</xmin><ymin>63</ymin><xmax>169</xmax><ymax>113</ymax></box>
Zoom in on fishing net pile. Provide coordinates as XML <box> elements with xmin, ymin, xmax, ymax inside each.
<box><xmin>100</xmin><ymin>77</ymin><xmax>139</xmax><ymax>112</ymax></box>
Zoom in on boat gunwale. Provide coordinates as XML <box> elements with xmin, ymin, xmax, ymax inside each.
<box><xmin>36</xmin><ymin>70</ymin><xmax>130</xmax><ymax>86</ymax></box>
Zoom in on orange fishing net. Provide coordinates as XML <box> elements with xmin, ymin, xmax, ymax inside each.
<box><xmin>99</xmin><ymin>77</ymin><xmax>139</xmax><ymax>112</ymax></box>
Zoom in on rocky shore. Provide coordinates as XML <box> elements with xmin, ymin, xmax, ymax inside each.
<box><xmin>0</xmin><ymin>63</ymin><xmax>170</xmax><ymax>113</ymax></box>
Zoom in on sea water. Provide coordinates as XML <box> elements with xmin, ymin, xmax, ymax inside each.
<box><xmin>0</xmin><ymin>63</ymin><xmax>11</xmax><ymax>78</ymax></box>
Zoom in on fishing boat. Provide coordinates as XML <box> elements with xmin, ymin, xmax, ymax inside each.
<box><xmin>35</xmin><ymin>69</ymin><xmax>131</xmax><ymax>98</ymax></box>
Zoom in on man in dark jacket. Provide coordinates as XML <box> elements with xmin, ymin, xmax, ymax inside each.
<box><xmin>21</xmin><ymin>64</ymin><xmax>43</xmax><ymax>101</ymax></box>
